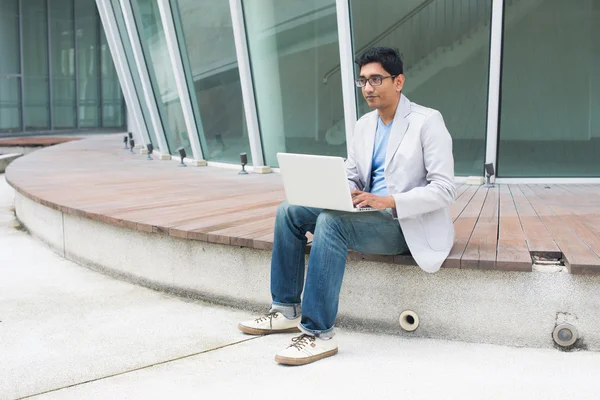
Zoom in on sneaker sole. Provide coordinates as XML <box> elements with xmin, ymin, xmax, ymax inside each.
<box><xmin>237</xmin><ymin>324</ymin><xmax>301</xmax><ymax>335</ymax></box>
<box><xmin>274</xmin><ymin>348</ymin><xmax>338</xmax><ymax>366</ymax></box>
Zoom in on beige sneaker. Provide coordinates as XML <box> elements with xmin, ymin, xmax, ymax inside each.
<box><xmin>274</xmin><ymin>334</ymin><xmax>338</xmax><ymax>365</ymax></box>
<box><xmin>238</xmin><ymin>312</ymin><xmax>301</xmax><ymax>335</ymax></box>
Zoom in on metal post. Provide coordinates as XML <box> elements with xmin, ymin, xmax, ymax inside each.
<box><xmin>484</xmin><ymin>0</ymin><xmax>505</xmax><ymax>179</ymax></box>
<box><xmin>335</xmin><ymin>0</ymin><xmax>357</xmax><ymax>154</ymax></box>
<box><xmin>156</xmin><ymin>0</ymin><xmax>205</xmax><ymax>161</ymax></box>
<box><xmin>98</xmin><ymin>7</ymin><xmax>104</xmax><ymax>127</ymax></box>
<box><xmin>73</xmin><ymin>0</ymin><xmax>80</xmax><ymax>129</ymax></box>
<box><xmin>47</xmin><ymin>0</ymin><xmax>54</xmax><ymax>130</ymax></box>
<box><xmin>118</xmin><ymin>0</ymin><xmax>170</xmax><ymax>154</ymax></box>
<box><xmin>18</xmin><ymin>0</ymin><xmax>25</xmax><ymax>131</ymax></box>
<box><xmin>96</xmin><ymin>0</ymin><xmax>152</xmax><ymax>146</ymax></box>
<box><xmin>229</xmin><ymin>0</ymin><xmax>265</xmax><ymax>166</ymax></box>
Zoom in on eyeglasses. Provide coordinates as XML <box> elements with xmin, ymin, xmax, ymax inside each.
<box><xmin>354</xmin><ymin>75</ymin><xmax>396</xmax><ymax>87</ymax></box>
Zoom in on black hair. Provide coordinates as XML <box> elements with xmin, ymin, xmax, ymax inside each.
<box><xmin>354</xmin><ymin>47</ymin><xmax>403</xmax><ymax>76</ymax></box>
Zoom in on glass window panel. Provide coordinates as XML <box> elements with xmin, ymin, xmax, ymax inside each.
<box><xmin>76</xmin><ymin>0</ymin><xmax>101</xmax><ymax>128</ymax></box>
<box><xmin>130</xmin><ymin>0</ymin><xmax>190</xmax><ymax>156</ymax></box>
<box><xmin>23</xmin><ymin>0</ymin><xmax>50</xmax><ymax>130</ymax></box>
<box><xmin>50</xmin><ymin>0</ymin><xmax>76</xmax><ymax>129</ymax></box>
<box><xmin>0</xmin><ymin>0</ymin><xmax>21</xmax><ymax>132</ymax></box>
<box><xmin>498</xmin><ymin>0</ymin><xmax>600</xmax><ymax>177</ymax></box>
<box><xmin>0</xmin><ymin>77</ymin><xmax>21</xmax><ymax>132</ymax></box>
<box><xmin>109</xmin><ymin>0</ymin><xmax>153</xmax><ymax>143</ymax></box>
<box><xmin>243</xmin><ymin>0</ymin><xmax>344</xmax><ymax>167</ymax></box>
<box><xmin>349</xmin><ymin>0</ymin><xmax>492</xmax><ymax>177</ymax></box>
<box><xmin>101</xmin><ymin>28</ymin><xmax>125</xmax><ymax>127</ymax></box>
<box><xmin>0</xmin><ymin>0</ymin><xmax>20</xmax><ymax>75</ymax></box>
<box><xmin>173</xmin><ymin>0</ymin><xmax>250</xmax><ymax>164</ymax></box>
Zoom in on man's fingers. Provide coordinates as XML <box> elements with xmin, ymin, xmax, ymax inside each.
<box><xmin>357</xmin><ymin>196</ymin><xmax>373</xmax><ymax>208</ymax></box>
<box><xmin>353</xmin><ymin>194</ymin><xmax>367</xmax><ymax>205</ymax></box>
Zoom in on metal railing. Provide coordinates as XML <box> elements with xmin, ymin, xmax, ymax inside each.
<box><xmin>323</xmin><ymin>0</ymin><xmax>493</xmax><ymax>84</ymax></box>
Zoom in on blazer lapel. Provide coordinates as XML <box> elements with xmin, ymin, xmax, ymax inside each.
<box><xmin>385</xmin><ymin>94</ymin><xmax>411</xmax><ymax>170</ymax></box>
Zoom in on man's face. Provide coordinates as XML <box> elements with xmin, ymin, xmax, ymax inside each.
<box><xmin>358</xmin><ymin>62</ymin><xmax>404</xmax><ymax>110</ymax></box>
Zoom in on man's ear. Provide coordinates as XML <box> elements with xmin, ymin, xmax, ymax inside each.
<box><xmin>396</xmin><ymin>74</ymin><xmax>405</xmax><ymax>92</ymax></box>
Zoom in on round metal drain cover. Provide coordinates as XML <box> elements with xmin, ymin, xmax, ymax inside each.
<box><xmin>553</xmin><ymin>323</ymin><xmax>578</xmax><ymax>347</ymax></box>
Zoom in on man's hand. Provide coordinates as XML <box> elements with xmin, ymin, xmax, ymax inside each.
<box><xmin>351</xmin><ymin>191</ymin><xmax>395</xmax><ymax>210</ymax></box>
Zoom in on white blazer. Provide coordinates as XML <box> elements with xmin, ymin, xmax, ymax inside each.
<box><xmin>346</xmin><ymin>94</ymin><xmax>456</xmax><ymax>273</ymax></box>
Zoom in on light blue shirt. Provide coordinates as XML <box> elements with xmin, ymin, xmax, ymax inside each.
<box><xmin>370</xmin><ymin>117</ymin><xmax>392</xmax><ymax>196</ymax></box>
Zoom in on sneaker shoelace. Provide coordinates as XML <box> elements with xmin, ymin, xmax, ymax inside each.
<box><xmin>289</xmin><ymin>334</ymin><xmax>315</xmax><ymax>351</ymax></box>
<box><xmin>254</xmin><ymin>312</ymin><xmax>279</xmax><ymax>328</ymax></box>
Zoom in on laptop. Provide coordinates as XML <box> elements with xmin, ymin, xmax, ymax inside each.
<box><xmin>277</xmin><ymin>153</ymin><xmax>377</xmax><ymax>212</ymax></box>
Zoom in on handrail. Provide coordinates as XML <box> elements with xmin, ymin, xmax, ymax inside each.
<box><xmin>272</xmin><ymin>4</ymin><xmax>335</xmax><ymax>31</ymax></box>
<box><xmin>322</xmin><ymin>0</ymin><xmax>435</xmax><ymax>84</ymax></box>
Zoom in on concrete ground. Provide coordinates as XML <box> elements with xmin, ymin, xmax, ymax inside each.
<box><xmin>1</xmin><ymin>174</ymin><xmax>600</xmax><ymax>400</ymax></box>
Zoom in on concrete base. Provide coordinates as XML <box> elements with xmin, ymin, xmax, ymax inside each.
<box><xmin>466</xmin><ymin>176</ymin><xmax>485</xmax><ymax>185</ymax></box>
<box><xmin>0</xmin><ymin>146</ymin><xmax>37</xmax><ymax>156</ymax></box>
<box><xmin>0</xmin><ymin>153</ymin><xmax>23</xmax><ymax>173</ymax></box>
<box><xmin>253</xmin><ymin>165</ymin><xmax>272</xmax><ymax>174</ymax></box>
<box><xmin>189</xmin><ymin>159</ymin><xmax>207</xmax><ymax>167</ymax></box>
<box><xmin>4</xmin><ymin>175</ymin><xmax>600</xmax><ymax>399</ymax></box>
<box><xmin>174</xmin><ymin>157</ymin><xmax>207</xmax><ymax>167</ymax></box>
<box><xmin>13</xmin><ymin>191</ymin><xmax>600</xmax><ymax>352</ymax></box>
<box><xmin>158</xmin><ymin>154</ymin><xmax>171</xmax><ymax>160</ymax></box>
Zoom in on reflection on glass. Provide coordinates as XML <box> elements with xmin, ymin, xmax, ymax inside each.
<box><xmin>110</xmin><ymin>0</ymin><xmax>153</xmax><ymax>140</ymax></box>
<box><xmin>498</xmin><ymin>0</ymin><xmax>600</xmax><ymax>177</ymax></box>
<box><xmin>0</xmin><ymin>0</ymin><xmax>21</xmax><ymax>131</ymax></box>
<box><xmin>243</xmin><ymin>0</ymin><xmax>344</xmax><ymax>167</ymax></box>
<box><xmin>173</xmin><ymin>0</ymin><xmax>251</xmax><ymax>164</ymax></box>
<box><xmin>349</xmin><ymin>0</ymin><xmax>492</xmax><ymax>176</ymax></box>
<box><xmin>50</xmin><ymin>0</ymin><xmax>76</xmax><ymax>128</ymax></box>
<box><xmin>77</xmin><ymin>0</ymin><xmax>100</xmax><ymax>128</ymax></box>
<box><xmin>101</xmin><ymin>29</ymin><xmax>124</xmax><ymax>127</ymax></box>
<box><xmin>0</xmin><ymin>0</ymin><xmax>20</xmax><ymax>75</ymax></box>
<box><xmin>0</xmin><ymin>0</ymin><xmax>124</xmax><ymax>133</ymax></box>
<box><xmin>131</xmin><ymin>0</ymin><xmax>190</xmax><ymax>156</ymax></box>
<box><xmin>0</xmin><ymin>77</ymin><xmax>21</xmax><ymax>132</ymax></box>
<box><xmin>23</xmin><ymin>0</ymin><xmax>50</xmax><ymax>130</ymax></box>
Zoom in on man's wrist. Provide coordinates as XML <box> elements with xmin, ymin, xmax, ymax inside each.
<box><xmin>386</xmin><ymin>195</ymin><xmax>396</xmax><ymax>209</ymax></box>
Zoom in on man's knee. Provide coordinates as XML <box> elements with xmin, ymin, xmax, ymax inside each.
<box><xmin>276</xmin><ymin>200</ymin><xmax>290</xmax><ymax>217</ymax></box>
<box><xmin>277</xmin><ymin>200</ymin><xmax>303</xmax><ymax>219</ymax></box>
<box><xmin>276</xmin><ymin>200</ymin><xmax>310</xmax><ymax>224</ymax></box>
<box><xmin>316</xmin><ymin>210</ymin><xmax>345</xmax><ymax>233</ymax></box>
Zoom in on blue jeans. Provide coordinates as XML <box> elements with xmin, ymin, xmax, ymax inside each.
<box><xmin>270</xmin><ymin>201</ymin><xmax>409</xmax><ymax>338</ymax></box>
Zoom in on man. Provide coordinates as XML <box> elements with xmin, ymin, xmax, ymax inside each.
<box><xmin>238</xmin><ymin>47</ymin><xmax>455</xmax><ymax>365</ymax></box>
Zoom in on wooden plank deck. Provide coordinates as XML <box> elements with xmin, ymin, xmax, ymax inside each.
<box><xmin>496</xmin><ymin>185</ymin><xmax>531</xmax><ymax>271</ymax></box>
<box><xmin>0</xmin><ymin>136</ymin><xmax>80</xmax><ymax>147</ymax></box>
<box><xmin>5</xmin><ymin>135</ymin><xmax>600</xmax><ymax>274</ymax></box>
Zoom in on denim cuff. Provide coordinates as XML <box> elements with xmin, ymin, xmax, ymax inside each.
<box><xmin>270</xmin><ymin>302</ymin><xmax>301</xmax><ymax>319</ymax></box>
<box><xmin>299</xmin><ymin>323</ymin><xmax>335</xmax><ymax>339</ymax></box>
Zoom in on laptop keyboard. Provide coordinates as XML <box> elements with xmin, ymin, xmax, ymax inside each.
<box><xmin>355</xmin><ymin>206</ymin><xmax>376</xmax><ymax>212</ymax></box>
